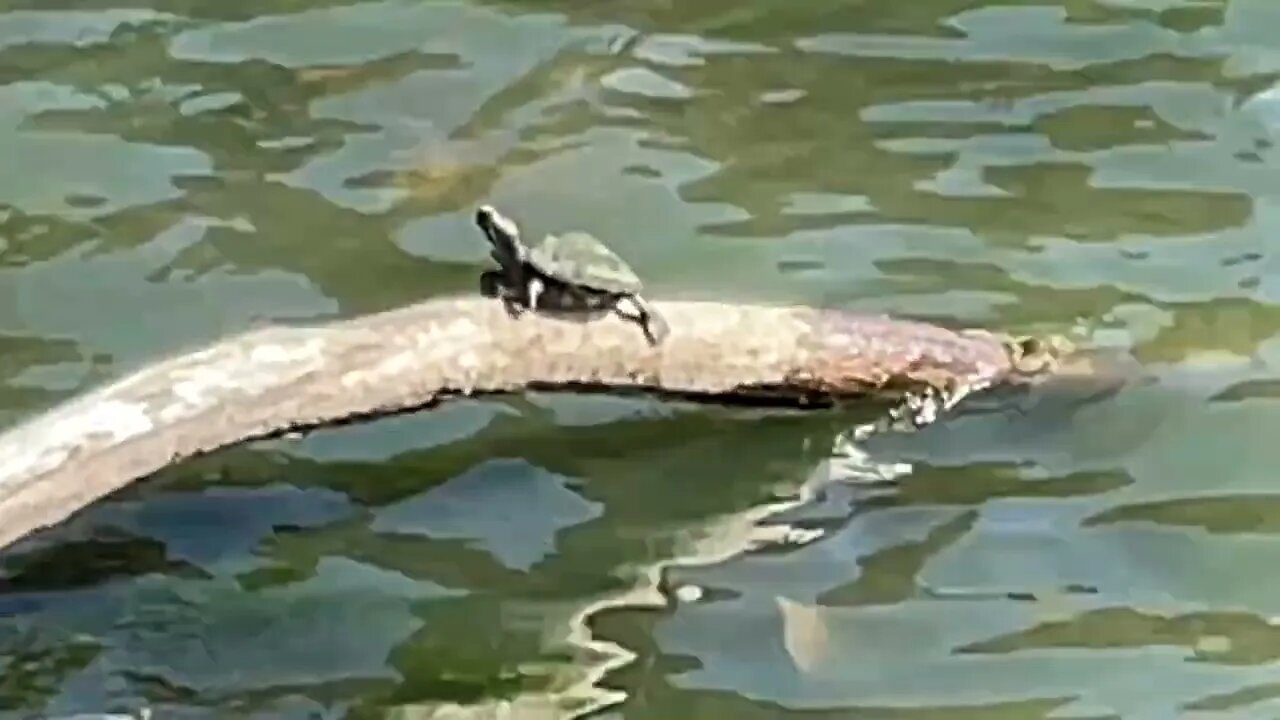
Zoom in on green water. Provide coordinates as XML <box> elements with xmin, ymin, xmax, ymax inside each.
<box><xmin>4</xmin><ymin>0</ymin><xmax>1280</xmax><ymax>717</ymax></box>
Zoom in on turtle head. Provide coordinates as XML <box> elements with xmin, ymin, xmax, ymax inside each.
<box><xmin>475</xmin><ymin>205</ymin><xmax>526</xmax><ymax>266</ymax></box>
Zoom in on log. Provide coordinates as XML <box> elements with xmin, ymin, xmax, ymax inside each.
<box><xmin>0</xmin><ymin>296</ymin><xmax>1078</xmax><ymax>553</ymax></box>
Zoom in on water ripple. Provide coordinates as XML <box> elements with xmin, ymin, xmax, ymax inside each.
<box><xmin>5</xmin><ymin>0</ymin><xmax>1280</xmax><ymax>717</ymax></box>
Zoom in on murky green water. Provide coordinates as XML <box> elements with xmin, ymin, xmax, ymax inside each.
<box><xmin>5</xmin><ymin>0</ymin><xmax>1280</xmax><ymax>717</ymax></box>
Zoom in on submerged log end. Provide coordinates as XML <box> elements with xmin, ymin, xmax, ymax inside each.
<box><xmin>801</xmin><ymin>308</ymin><xmax>1016</xmax><ymax>398</ymax></box>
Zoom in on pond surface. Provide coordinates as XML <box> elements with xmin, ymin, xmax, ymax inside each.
<box><xmin>4</xmin><ymin>0</ymin><xmax>1280</xmax><ymax>717</ymax></box>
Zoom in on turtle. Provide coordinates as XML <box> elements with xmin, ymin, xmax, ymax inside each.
<box><xmin>474</xmin><ymin>205</ymin><xmax>670</xmax><ymax>344</ymax></box>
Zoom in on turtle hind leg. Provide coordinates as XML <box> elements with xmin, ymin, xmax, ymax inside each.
<box><xmin>614</xmin><ymin>294</ymin><xmax>669</xmax><ymax>345</ymax></box>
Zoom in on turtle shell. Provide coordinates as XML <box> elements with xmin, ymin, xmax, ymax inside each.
<box><xmin>528</xmin><ymin>231</ymin><xmax>643</xmax><ymax>294</ymax></box>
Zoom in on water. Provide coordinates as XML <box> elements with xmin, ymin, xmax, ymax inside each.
<box><xmin>3</xmin><ymin>0</ymin><xmax>1280</xmax><ymax>717</ymax></box>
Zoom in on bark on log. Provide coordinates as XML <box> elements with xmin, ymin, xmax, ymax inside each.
<box><xmin>0</xmin><ymin>296</ymin><xmax>1069</xmax><ymax>552</ymax></box>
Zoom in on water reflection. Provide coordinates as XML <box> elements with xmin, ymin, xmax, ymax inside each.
<box><xmin>6</xmin><ymin>0</ymin><xmax>1280</xmax><ymax>717</ymax></box>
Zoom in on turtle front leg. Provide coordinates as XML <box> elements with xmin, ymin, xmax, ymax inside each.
<box><xmin>614</xmin><ymin>294</ymin><xmax>669</xmax><ymax>345</ymax></box>
<box><xmin>479</xmin><ymin>270</ymin><xmax>503</xmax><ymax>299</ymax></box>
<box><xmin>479</xmin><ymin>270</ymin><xmax>525</xmax><ymax>318</ymax></box>
<box><xmin>525</xmin><ymin>276</ymin><xmax>545</xmax><ymax>311</ymax></box>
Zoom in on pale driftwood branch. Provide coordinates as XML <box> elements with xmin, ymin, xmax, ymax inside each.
<box><xmin>0</xmin><ymin>296</ymin><xmax>1057</xmax><ymax>552</ymax></box>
